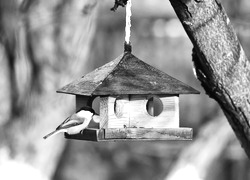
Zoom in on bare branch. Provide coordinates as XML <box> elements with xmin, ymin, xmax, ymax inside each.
<box><xmin>169</xmin><ymin>0</ymin><xmax>250</xmax><ymax>158</ymax></box>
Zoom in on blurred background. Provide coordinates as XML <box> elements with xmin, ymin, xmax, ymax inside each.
<box><xmin>0</xmin><ymin>0</ymin><xmax>249</xmax><ymax>179</ymax></box>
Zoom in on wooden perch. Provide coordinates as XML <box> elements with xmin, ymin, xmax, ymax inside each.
<box><xmin>169</xmin><ymin>0</ymin><xmax>250</xmax><ymax>158</ymax></box>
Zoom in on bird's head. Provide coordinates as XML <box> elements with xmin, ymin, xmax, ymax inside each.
<box><xmin>76</xmin><ymin>106</ymin><xmax>96</xmax><ymax>119</ymax></box>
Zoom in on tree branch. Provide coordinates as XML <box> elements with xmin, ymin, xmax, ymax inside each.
<box><xmin>169</xmin><ymin>0</ymin><xmax>250</xmax><ymax>158</ymax></box>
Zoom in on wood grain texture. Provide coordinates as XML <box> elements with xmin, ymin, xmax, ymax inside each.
<box><xmin>104</xmin><ymin>128</ymin><xmax>192</xmax><ymax>140</ymax></box>
<box><xmin>100</xmin><ymin>96</ymin><xmax>130</xmax><ymax>128</ymax></box>
<box><xmin>99</xmin><ymin>95</ymin><xmax>179</xmax><ymax>128</ymax></box>
<box><xmin>57</xmin><ymin>52</ymin><xmax>200</xmax><ymax>96</ymax></box>
<box><xmin>169</xmin><ymin>0</ymin><xmax>250</xmax><ymax>157</ymax></box>
<box><xmin>129</xmin><ymin>95</ymin><xmax>179</xmax><ymax>128</ymax></box>
<box><xmin>100</xmin><ymin>96</ymin><xmax>109</xmax><ymax>128</ymax></box>
<box><xmin>64</xmin><ymin>128</ymin><xmax>192</xmax><ymax>141</ymax></box>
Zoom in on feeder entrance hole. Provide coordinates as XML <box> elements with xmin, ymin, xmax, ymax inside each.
<box><xmin>146</xmin><ymin>96</ymin><xmax>163</xmax><ymax>117</ymax></box>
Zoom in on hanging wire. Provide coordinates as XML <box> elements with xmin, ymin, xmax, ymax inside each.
<box><xmin>124</xmin><ymin>0</ymin><xmax>132</xmax><ymax>53</ymax></box>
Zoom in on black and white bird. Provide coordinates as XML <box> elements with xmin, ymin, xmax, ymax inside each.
<box><xmin>43</xmin><ymin>106</ymin><xmax>96</xmax><ymax>139</ymax></box>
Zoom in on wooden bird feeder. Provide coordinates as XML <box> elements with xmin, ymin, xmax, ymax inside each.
<box><xmin>57</xmin><ymin>52</ymin><xmax>200</xmax><ymax>141</ymax></box>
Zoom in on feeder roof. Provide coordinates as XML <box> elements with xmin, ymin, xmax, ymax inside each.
<box><xmin>57</xmin><ymin>53</ymin><xmax>200</xmax><ymax>96</ymax></box>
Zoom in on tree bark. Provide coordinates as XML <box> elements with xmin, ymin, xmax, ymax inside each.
<box><xmin>169</xmin><ymin>0</ymin><xmax>250</xmax><ymax>158</ymax></box>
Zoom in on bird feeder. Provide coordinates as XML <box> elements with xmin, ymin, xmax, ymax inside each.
<box><xmin>56</xmin><ymin>0</ymin><xmax>199</xmax><ymax>141</ymax></box>
<box><xmin>57</xmin><ymin>52</ymin><xmax>200</xmax><ymax>141</ymax></box>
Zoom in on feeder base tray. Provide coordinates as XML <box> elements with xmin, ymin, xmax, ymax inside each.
<box><xmin>64</xmin><ymin>128</ymin><xmax>192</xmax><ymax>141</ymax></box>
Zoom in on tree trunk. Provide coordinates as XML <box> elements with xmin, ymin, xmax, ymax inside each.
<box><xmin>169</xmin><ymin>0</ymin><xmax>250</xmax><ymax>158</ymax></box>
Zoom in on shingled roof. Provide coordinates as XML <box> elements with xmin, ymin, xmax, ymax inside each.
<box><xmin>57</xmin><ymin>53</ymin><xmax>200</xmax><ymax>96</ymax></box>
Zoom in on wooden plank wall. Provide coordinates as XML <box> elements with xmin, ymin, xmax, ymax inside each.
<box><xmin>100</xmin><ymin>95</ymin><xmax>179</xmax><ymax>128</ymax></box>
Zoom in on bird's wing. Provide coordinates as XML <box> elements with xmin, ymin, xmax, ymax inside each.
<box><xmin>55</xmin><ymin>116</ymin><xmax>70</xmax><ymax>130</ymax></box>
<box><xmin>56</xmin><ymin>114</ymin><xmax>85</xmax><ymax>130</ymax></box>
<box><xmin>56</xmin><ymin>119</ymin><xmax>84</xmax><ymax>130</ymax></box>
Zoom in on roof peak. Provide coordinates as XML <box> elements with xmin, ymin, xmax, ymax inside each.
<box><xmin>57</xmin><ymin>53</ymin><xmax>200</xmax><ymax>96</ymax></box>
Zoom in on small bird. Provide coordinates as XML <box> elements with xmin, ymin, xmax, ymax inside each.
<box><xmin>43</xmin><ymin>106</ymin><xmax>96</xmax><ymax>139</ymax></box>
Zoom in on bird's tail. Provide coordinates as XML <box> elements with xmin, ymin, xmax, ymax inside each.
<box><xmin>43</xmin><ymin>129</ymin><xmax>65</xmax><ymax>139</ymax></box>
